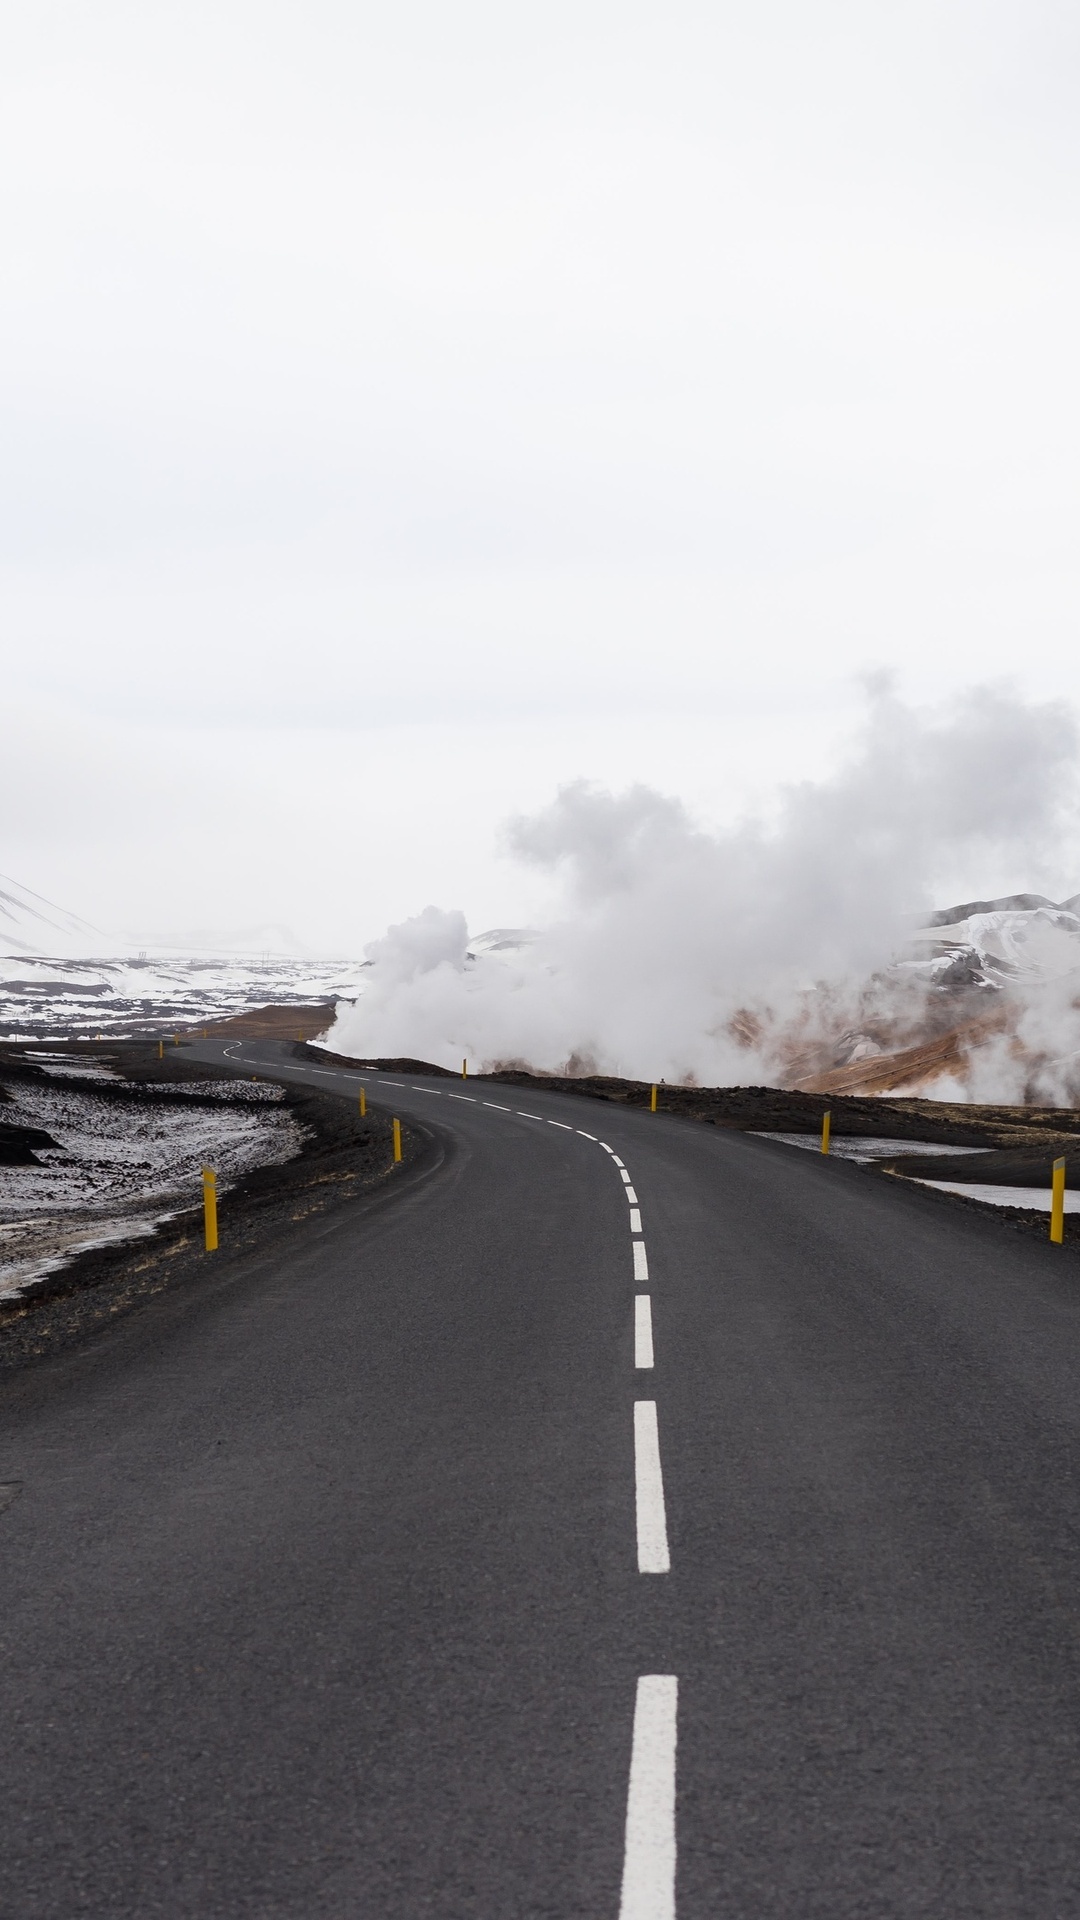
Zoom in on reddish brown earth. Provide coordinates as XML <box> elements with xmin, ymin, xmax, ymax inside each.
<box><xmin>793</xmin><ymin>1013</ymin><xmax>1008</xmax><ymax>1096</ymax></box>
<box><xmin>201</xmin><ymin>1003</ymin><xmax>335</xmax><ymax>1041</ymax></box>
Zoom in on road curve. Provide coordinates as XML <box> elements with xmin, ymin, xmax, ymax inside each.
<box><xmin>2</xmin><ymin>1040</ymin><xmax>1080</xmax><ymax>1916</ymax></box>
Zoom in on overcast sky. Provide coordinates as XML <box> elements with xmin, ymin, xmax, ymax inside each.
<box><xmin>5</xmin><ymin>0</ymin><xmax>1080</xmax><ymax>952</ymax></box>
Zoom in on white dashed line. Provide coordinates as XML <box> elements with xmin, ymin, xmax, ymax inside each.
<box><xmin>635</xmin><ymin>1297</ymin><xmax>654</xmax><ymax>1368</ymax></box>
<box><xmin>618</xmin><ymin>1676</ymin><xmax>678</xmax><ymax>1920</ymax></box>
<box><xmin>634</xmin><ymin>1403</ymin><xmax>670</xmax><ymax>1574</ymax></box>
<box><xmin>295</xmin><ymin>1075</ymin><xmax>671</xmax><ymax>1610</ymax></box>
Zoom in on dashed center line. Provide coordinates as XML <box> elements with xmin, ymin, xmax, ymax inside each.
<box><xmin>283</xmin><ymin>1056</ymin><xmax>677</xmax><ymax>1899</ymax></box>
<box><xmin>635</xmin><ymin>1297</ymin><xmax>654</xmax><ymax>1369</ymax></box>
<box><xmin>619</xmin><ymin>1676</ymin><xmax>678</xmax><ymax>1920</ymax></box>
<box><xmin>634</xmin><ymin>1402</ymin><xmax>671</xmax><ymax>1574</ymax></box>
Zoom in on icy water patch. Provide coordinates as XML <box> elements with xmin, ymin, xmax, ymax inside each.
<box><xmin>752</xmin><ymin>1129</ymin><xmax>1077</xmax><ymax>1212</ymax></box>
<box><xmin>752</xmin><ymin>1133</ymin><xmax>992</xmax><ymax>1163</ymax></box>
<box><xmin>915</xmin><ymin>1180</ymin><xmax>1080</xmax><ymax>1211</ymax></box>
<box><xmin>0</xmin><ymin>1079</ymin><xmax>302</xmax><ymax>1298</ymax></box>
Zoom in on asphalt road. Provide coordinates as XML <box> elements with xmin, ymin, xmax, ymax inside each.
<box><xmin>3</xmin><ymin>1041</ymin><xmax>1080</xmax><ymax>1916</ymax></box>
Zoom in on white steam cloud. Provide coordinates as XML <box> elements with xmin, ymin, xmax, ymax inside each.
<box><xmin>326</xmin><ymin>686</ymin><xmax>1080</xmax><ymax>1097</ymax></box>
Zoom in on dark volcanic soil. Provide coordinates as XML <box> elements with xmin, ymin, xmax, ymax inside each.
<box><xmin>0</xmin><ymin>1041</ymin><xmax>430</xmax><ymax>1374</ymax></box>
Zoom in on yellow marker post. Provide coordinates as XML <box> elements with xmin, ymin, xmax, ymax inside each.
<box><xmin>173</xmin><ymin>1033</ymin><xmax>179</xmax><ymax>1046</ymax></box>
<box><xmin>650</xmin><ymin>1084</ymin><xmax>658</xmax><ymax>1112</ymax></box>
<box><xmin>462</xmin><ymin>1058</ymin><xmax>468</xmax><ymax>1079</ymax></box>
<box><xmin>158</xmin><ymin>1040</ymin><xmax>164</xmax><ymax>1060</ymax></box>
<box><xmin>392</xmin><ymin>1118</ymin><xmax>402</xmax><ymax>1163</ymax></box>
<box><xmin>359</xmin><ymin>1087</ymin><xmax>367</xmax><ymax>1117</ymax></box>
<box><xmin>821</xmin><ymin>1110</ymin><xmax>831</xmax><ymax>1155</ymax></box>
<box><xmin>202</xmin><ymin>1167</ymin><xmax>218</xmax><ymax>1251</ymax></box>
<box><xmin>1051</xmin><ymin>1156</ymin><xmax>1066</xmax><ymax>1244</ymax></box>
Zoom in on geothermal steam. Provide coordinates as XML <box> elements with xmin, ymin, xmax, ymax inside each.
<box><xmin>326</xmin><ymin>687</ymin><xmax>1080</xmax><ymax>1097</ymax></box>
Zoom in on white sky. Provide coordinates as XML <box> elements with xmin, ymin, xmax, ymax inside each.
<box><xmin>4</xmin><ymin>0</ymin><xmax>1080</xmax><ymax>952</ymax></box>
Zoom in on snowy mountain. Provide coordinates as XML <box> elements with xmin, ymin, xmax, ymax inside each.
<box><xmin>0</xmin><ymin>876</ymin><xmax>107</xmax><ymax>958</ymax></box>
<box><xmin>899</xmin><ymin>895</ymin><xmax>1080</xmax><ymax>991</ymax></box>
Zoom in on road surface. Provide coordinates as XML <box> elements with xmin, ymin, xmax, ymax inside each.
<box><xmin>2</xmin><ymin>1039</ymin><xmax>1080</xmax><ymax>1916</ymax></box>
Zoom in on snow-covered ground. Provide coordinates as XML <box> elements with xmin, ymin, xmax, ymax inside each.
<box><xmin>0</xmin><ymin>1072</ymin><xmax>302</xmax><ymax>1299</ymax></box>
<box><xmin>0</xmin><ymin>874</ymin><xmax>363</xmax><ymax>1038</ymax></box>
<box><xmin>0</xmin><ymin>953</ymin><xmax>360</xmax><ymax>1039</ymax></box>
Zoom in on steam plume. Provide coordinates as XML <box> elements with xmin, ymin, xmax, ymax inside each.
<box><xmin>326</xmin><ymin>686</ymin><xmax>1080</xmax><ymax>1098</ymax></box>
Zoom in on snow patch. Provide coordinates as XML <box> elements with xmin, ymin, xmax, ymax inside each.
<box><xmin>0</xmin><ymin>1079</ymin><xmax>302</xmax><ymax>1299</ymax></box>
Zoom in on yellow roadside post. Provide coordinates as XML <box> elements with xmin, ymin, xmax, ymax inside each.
<box><xmin>821</xmin><ymin>1110</ymin><xmax>831</xmax><ymax>1155</ymax></box>
<box><xmin>1051</xmin><ymin>1157</ymin><xmax>1066</xmax><ymax>1244</ymax></box>
<box><xmin>462</xmin><ymin>1058</ymin><xmax>468</xmax><ymax>1079</ymax></box>
<box><xmin>173</xmin><ymin>1033</ymin><xmax>179</xmax><ymax>1046</ymax></box>
<box><xmin>202</xmin><ymin>1167</ymin><xmax>218</xmax><ymax>1251</ymax></box>
<box><xmin>650</xmin><ymin>1084</ymin><xmax>658</xmax><ymax>1112</ymax></box>
<box><xmin>359</xmin><ymin>1087</ymin><xmax>367</xmax><ymax>1117</ymax></box>
<box><xmin>392</xmin><ymin>1118</ymin><xmax>402</xmax><ymax>1163</ymax></box>
<box><xmin>157</xmin><ymin>1040</ymin><xmax>163</xmax><ymax>1060</ymax></box>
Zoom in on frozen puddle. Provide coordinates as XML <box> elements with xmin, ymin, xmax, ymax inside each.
<box><xmin>0</xmin><ymin>1075</ymin><xmax>302</xmax><ymax>1299</ymax></box>
<box><xmin>753</xmin><ymin>1131</ymin><xmax>1075</xmax><ymax>1211</ymax></box>
<box><xmin>753</xmin><ymin>1133</ymin><xmax>992</xmax><ymax>1163</ymax></box>
<box><xmin>914</xmin><ymin>1180</ymin><xmax>1080</xmax><ymax>1212</ymax></box>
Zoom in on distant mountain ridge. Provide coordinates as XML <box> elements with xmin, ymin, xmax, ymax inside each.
<box><xmin>923</xmin><ymin>893</ymin><xmax>1080</xmax><ymax>927</ymax></box>
<box><xmin>0</xmin><ymin>876</ymin><xmax>104</xmax><ymax>956</ymax></box>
